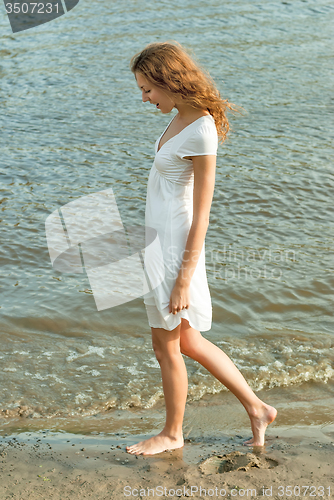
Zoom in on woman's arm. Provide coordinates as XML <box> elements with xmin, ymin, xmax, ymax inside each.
<box><xmin>169</xmin><ymin>154</ymin><xmax>216</xmax><ymax>314</ymax></box>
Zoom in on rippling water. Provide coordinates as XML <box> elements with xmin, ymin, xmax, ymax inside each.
<box><xmin>0</xmin><ymin>0</ymin><xmax>333</xmax><ymax>426</ymax></box>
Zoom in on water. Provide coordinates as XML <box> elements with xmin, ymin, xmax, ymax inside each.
<box><xmin>0</xmin><ymin>0</ymin><xmax>333</xmax><ymax>429</ymax></box>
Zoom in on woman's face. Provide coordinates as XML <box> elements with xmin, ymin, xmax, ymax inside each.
<box><xmin>135</xmin><ymin>72</ymin><xmax>176</xmax><ymax>114</ymax></box>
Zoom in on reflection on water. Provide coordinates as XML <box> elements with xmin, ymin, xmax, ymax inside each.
<box><xmin>0</xmin><ymin>0</ymin><xmax>333</xmax><ymax>426</ymax></box>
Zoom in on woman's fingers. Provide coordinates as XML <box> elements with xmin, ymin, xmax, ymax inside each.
<box><xmin>171</xmin><ymin>304</ymin><xmax>189</xmax><ymax>314</ymax></box>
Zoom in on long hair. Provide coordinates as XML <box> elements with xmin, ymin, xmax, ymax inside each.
<box><xmin>130</xmin><ymin>41</ymin><xmax>240</xmax><ymax>143</ymax></box>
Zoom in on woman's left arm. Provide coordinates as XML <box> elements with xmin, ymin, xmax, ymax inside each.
<box><xmin>169</xmin><ymin>154</ymin><xmax>216</xmax><ymax>314</ymax></box>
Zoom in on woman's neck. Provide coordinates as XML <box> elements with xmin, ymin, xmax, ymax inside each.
<box><xmin>174</xmin><ymin>103</ymin><xmax>210</xmax><ymax>123</ymax></box>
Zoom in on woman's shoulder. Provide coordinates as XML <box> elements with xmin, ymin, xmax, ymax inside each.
<box><xmin>175</xmin><ymin>114</ymin><xmax>218</xmax><ymax>158</ymax></box>
<box><xmin>194</xmin><ymin>114</ymin><xmax>217</xmax><ymax>134</ymax></box>
<box><xmin>191</xmin><ymin>115</ymin><xmax>218</xmax><ymax>144</ymax></box>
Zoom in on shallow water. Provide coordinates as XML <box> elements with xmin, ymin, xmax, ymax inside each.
<box><xmin>0</xmin><ymin>0</ymin><xmax>333</xmax><ymax>426</ymax></box>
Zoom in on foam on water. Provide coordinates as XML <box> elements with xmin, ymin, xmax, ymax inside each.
<box><xmin>0</xmin><ymin>328</ymin><xmax>332</xmax><ymax>419</ymax></box>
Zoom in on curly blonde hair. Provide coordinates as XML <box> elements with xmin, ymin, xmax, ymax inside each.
<box><xmin>130</xmin><ymin>41</ymin><xmax>239</xmax><ymax>143</ymax></box>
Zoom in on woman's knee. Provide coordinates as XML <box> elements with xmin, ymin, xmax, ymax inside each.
<box><xmin>180</xmin><ymin>332</ymin><xmax>203</xmax><ymax>358</ymax></box>
<box><xmin>152</xmin><ymin>335</ymin><xmax>181</xmax><ymax>363</ymax></box>
<box><xmin>152</xmin><ymin>339</ymin><xmax>164</xmax><ymax>362</ymax></box>
<box><xmin>180</xmin><ymin>342</ymin><xmax>194</xmax><ymax>358</ymax></box>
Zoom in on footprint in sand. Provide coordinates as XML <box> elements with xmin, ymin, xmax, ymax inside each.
<box><xmin>199</xmin><ymin>451</ymin><xmax>278</xmax><ymax>474</ymax></box>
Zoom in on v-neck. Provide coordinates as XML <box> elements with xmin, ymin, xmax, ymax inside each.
<box><xmin>156</xmin><ymin>114</ymin><xmax>211</xmax><ymax>153</ymax></box>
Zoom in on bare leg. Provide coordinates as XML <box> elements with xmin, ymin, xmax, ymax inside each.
<box><xmin>126</xmin><ymin>323</ymin><xmax>187</xmax><ymax>455</ymax></box>
<box><xmin>179</xmin><ymin>319</ymin><xmax>277</xmax><ymax>446</ymax></box>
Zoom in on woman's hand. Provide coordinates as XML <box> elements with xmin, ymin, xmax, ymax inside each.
<box><xmin>169</xmin><ymin>282</ymin><xmax>190</xmax><ymax>314</ymax></box>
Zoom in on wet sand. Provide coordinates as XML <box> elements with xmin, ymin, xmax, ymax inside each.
<box><xmin>1</xmin><ymin>397</ymin><xmax>333</xmax><ymax>500</ymax></box>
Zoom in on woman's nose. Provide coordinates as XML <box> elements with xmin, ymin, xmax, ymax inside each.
<box><xmin>142</xmin><ymin>92</ymin><xmax>149</xmax><ymax>103</ymax></box>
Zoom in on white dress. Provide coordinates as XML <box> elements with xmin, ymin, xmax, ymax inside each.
<box><xmin>143</xmin><ymin>113</ymin><xmax>218</xmax><ymax>331</ymax></box>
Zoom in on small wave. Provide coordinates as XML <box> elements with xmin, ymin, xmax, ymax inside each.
<box><xmin>66</xmin><ymin>346</ymin><xmax>106</xmax><ymax>362</ymax></box>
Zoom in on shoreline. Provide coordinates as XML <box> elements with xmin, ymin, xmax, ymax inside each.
<box><xmin>1</xmin><ymin>381</ymin><xmax>333</xmax><ymax>436</ymax></box>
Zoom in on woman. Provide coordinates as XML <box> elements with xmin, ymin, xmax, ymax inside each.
<box><xmin>126</xmin><ymin>41</ymin><xmax>277</xmax><ymax>456</ymax></box>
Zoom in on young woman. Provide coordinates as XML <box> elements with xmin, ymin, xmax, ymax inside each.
<box><xmin>126</xmin><ymin>41</ymin><xmax>277</xmax><ymax>456</ymax></box>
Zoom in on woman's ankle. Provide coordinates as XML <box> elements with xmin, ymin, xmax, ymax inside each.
<box><xmin>247</xmin><ymin>401</ymin><xmax>276</xmax><ymax>420</ymax></box>
<box><xmin>161</xmin><ymin>426</ymin><xmax>184</xmax><ymax>441</ymax></box>
<box><xmin>245</xmin><ymin>399</ymin><xmax>267</xmax><ymax>418</ymax></box>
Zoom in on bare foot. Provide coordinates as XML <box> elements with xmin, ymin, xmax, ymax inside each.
<box><xmin>126</xmin><ymin>431</ymin><xmax>184</xmax><ymax>456</ymax></box>
<box><xmin>243</xmin><ymin>403</ymin><xmax>277</xmax><ymax>447</ymax></box>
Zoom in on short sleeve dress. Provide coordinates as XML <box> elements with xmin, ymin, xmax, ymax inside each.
<box><xmin>143</xmin><ymin>113</ymin><xmax>218</xmax><ymax>332</ymax></box>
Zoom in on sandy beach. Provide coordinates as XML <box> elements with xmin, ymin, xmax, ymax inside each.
<box><xmin>1</xmin><ymin>396</ymin><xmax>333</xmax><ymax>500</ymax></box>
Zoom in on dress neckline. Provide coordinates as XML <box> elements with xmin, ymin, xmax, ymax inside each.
<box><xmin>156</xmin><ymin>113</ymin><xmax>212</xmax><ymax>153</ymax></box>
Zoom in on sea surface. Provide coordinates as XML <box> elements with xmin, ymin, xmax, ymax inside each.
<box><xmin>0</xmin><ymin>0</ymin><xmax>333</xmax><ymax>433</ymax></box>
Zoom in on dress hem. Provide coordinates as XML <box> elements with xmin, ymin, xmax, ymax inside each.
<box><xmin>147</xmin><ymin>319</ymin><xmax>212</xmax><ymax>332</ymax></box>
